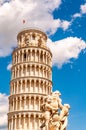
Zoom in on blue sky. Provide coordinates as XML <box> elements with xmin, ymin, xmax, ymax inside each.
<box><xmin>0</xmin><ymin>0</ymin><xmax>86</xmax><ymax>130</ymax></box>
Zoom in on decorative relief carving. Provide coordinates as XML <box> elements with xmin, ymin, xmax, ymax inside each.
<box><xmin>40</xmin><ymin>91</ymin><xmax>70</xmax><ymax>130</ymax></box>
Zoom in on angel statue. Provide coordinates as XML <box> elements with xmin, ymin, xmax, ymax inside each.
<box><xmin>40</xmin><ymin>91</ymin><xmax>70</xmax><ymax>130</ymax></box>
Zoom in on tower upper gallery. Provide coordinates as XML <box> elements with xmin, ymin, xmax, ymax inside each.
<box><xmin>17</xmin><ymin>29</ymin><xmax>47</xmax><ymax>48</ymax></box>
<box><xmin>12</xmin><ymin>29</ymin><xmax>52</xmax><ymax>81</ymax></box>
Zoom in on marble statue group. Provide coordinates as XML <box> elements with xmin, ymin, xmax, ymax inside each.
<box><xmin>40</xmin><ymin>91</ymin><xmax>70</xmax><ymax>130</ymax></box>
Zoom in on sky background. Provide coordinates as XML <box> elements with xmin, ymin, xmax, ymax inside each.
<box><xmin>0</xmin><ymin>0</ymin><xmax>86</xmax><ymax>130</ymax></box>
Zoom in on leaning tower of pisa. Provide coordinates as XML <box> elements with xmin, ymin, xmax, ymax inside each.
<box><xmin>8</xmin><ymin>28</ymin><xmax>52</xmax><ymax>130</ymax></box>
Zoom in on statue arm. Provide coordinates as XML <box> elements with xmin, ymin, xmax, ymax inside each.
<box><xmin>60</xmin><ymin>117</ymin><xmax>68</xmax><ymax>130</ymax></box>
<box><xmin>58</xmin><ymin>99</ymin><xmax>63</xmax><ymax>109</ymax></box>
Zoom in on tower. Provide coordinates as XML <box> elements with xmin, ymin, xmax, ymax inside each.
<box><xmin>8</xmin><ymin>29</ymin><xmax>52</xmax><ymax>130</ymax></box>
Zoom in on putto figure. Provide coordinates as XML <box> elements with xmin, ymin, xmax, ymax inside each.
<box><xmin>40</xmin><ymin>91</ymin><xmax>70</xmax><ymax>130</ymax></box>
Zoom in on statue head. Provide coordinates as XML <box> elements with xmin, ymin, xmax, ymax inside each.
<box><xmin>64</xmin><ymin>104</ymin><xmax>70</xmax><ymax>109</ymax></box>
<box><xmin>53</xmin><ymin>91</ymin><xmax>61</xmax><ymax>96</ymax></box>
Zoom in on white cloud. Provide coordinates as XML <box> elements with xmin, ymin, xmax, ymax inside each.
<box><xmin>0</xmin><ymin>93</ymin><xmax>8</xmax><ymax>130</ymax></box>
<box><xmin>47</xmin><ymin>37</ymin><xmax>86</xmax><ymax>68</ymax></box>
<box><xmin>72</xmin><ymin>3</ymin><xmax>86</xmax><ymax>19</ymax></box>
<box><xmin>0</xmin><ymin>0</ymin><xmax>71</xmax><ymax>57</ymax></box>
<box><xmin>61</xmin><ymin>20</ymin><xmax>71</xmax><ymax>30</ymax></box>
<box><xmin>7</xmin><ymin>63</ymin><xmax>12</xmax><ymax>71</ymax></box>
<box><xmin>73</xmin><ymin>13</ymin><xmax>81</xmax><ymax>18</ymax></box>
<box><xmin>80</xmin><ymin>3</ymin><xmax>86</xmax><ymax>14</ymax></box>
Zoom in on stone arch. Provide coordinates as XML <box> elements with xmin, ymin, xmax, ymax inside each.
<box><xmin>16</xmin><ymin>67</ymin><xmax>19</xmax><ymax>78</ymax></box>
<box><xmin>27</xmin><ymin>49</ymin><xmax>30</xmax><ymax>61</ymax></box>
<box><xmin>47</xmin><ymin>81</ymin><xmax>49</xmax><ymax>94</ymax></box>
<box><xmin>31</xmin><ymin>65</ymin><xmax>35</xmax><ymax>76</ymax></box>
<box><xmin>40</xmin><ymin>97</ymin><xmax>43</xmax><ymax>106</ymax></box>
<box><xmin>31</xmin><ymin>80</ymin><xmax>34</xmax><ymax>92</ymax></box>
<box><xmin>14</xmin><ymin>98</ymin><xmax>16</xmax><ymax>111</ymax></box>
<box><xmin>13</xmin><ymin>116</ymin><xmax>15</xmax><ymax>129</ymax></box>
<box><xmin>40</xmin><ymin>80</ymin><xmax>43</xmax><ymax>93</ymax></box>
<box><xmin>16</xmin><ymin>115</ymin><xmax>19</xmax><ymax>129</ymax></box>
<box><xmin>17</xmin><ymin>97</ymin><xmax>20</xmax><ymax>110</ymax></box>
<box><xmin>14</xmin><ymin>68</ymin><xmax>15</xmax><ymax>78</ymax></box>
<box><xmin>11</xmin><ymin>83</ymin><xmax>14</xmax><ymax>95</ymax></box>
<box><xmin>36</xmin><ymin>65</ymin><xmax>39</xmax><ymax>76</ymax></box>
<box><xmin>18</xmin><ymin>80</ymin><xmax>21</xmax><ymax>93</ymax></box>
<box><xmin>27</xmin><ymin>80</ymin><xmax>30</xmax><ymax>92</ymax></box>
<box><xmin>15</xmin><ymin>82</ymin><xmax>17</xmax><ymax>93</ymax></box>
<box><xmin>46</xmin><ymin>67</ymin><xmax>49</xmax><ymax>79</ymax></box>
<box><xmin>25</xmin><ymin>114</ymin><xmax>28</xmax><ymax>128</ymax></box>
<box><xmin>20</xmin><ymin>50</ymin><xmax>22</xmax><ymax>62</ymax></box>
<box><xmin>31</xmin><ymin>96</ymin><xmax>34</xmax><ymax>109</ymax></box>
<box><xmin>32</xmin><ymin>49</ymin><xmax>35</xmax><ymax>61</ymax></box>
<box><xmin>26</xmin><ymin>96</ymin><xmax>29</xmax><ymax>109</ymax></box>
<box><xmin>22</xmin><ymin>97</ymin><xmax>24</xmax><ymax>109</ymax></box>
<box><xmin>44</xmin><ymin>67</ymin><xmax>46</xmax><ymax>78</ymax></box>
<box><xmin>44</xmin><ymin>52</ymin><xmax>46</xmax><ymax>64</ymax></box>
<box><xmin>12</xmin><ymin>69</ymin><xmax>14</xmax><ymax>79</ymax></box>
<box><xmin>10</xmin><ymin>99</ymin><xmax>13</xmax><ymax>111</ymax></box>
<box><xmin>19</xmin><ymin>65</ymin><xmax>22</xmax><ymax>77</ymax></box>
<box><xmin>15</xmin><ymin>67</ymin><xmax>17</xmax><ymax>78</ymax></box>
<box><xmin>35</xmin><ymin>114</ymin><xmax>39</xmax><ymax>130</ymax></box>
<box><xmin>36</xmin><ymin>50</ymin><xmax>39</xmax><ymax>62</ymax></box>
<box><xmin>40</xmin><ymin>50</ymin><xmax>43</xmax><ymax>63</ymax></box>
<box><xmin>21</xmin><ymin>114</ymin><xmax>24</xmax><ymax>129</ymax></box>
<box><xmin>35</xmin><ymin>80</ymin><xmax>39</xmax><ymax>93</ymax></box>
<box><xmin>30</xmin><ymin>114</ymin><xmax>34</xmax><ymax>129</ymax></box>
<box><xmin>23</xmin><ymin>65</ymin><xmax>26</xmax><ymax>76</ymax></box>
<box><xmin>22</xmin><ymin>80</ymin><xmax>25</xmax><ymax>92</ymax></box>
<box><xmin>40</xmin><ymin>65</ymin><xmax>43</xmax><ymax>77</ymax></box>
<box><xmin>48</xmin><ymin>54</ymin><xmax>50</xmax><ymax>66</ymax></box>
<box><xmin>27</xmin><ymin>64</ymin><xmax>30</xmax><ymax>76</ymax></box>
<box><xmin>44</xmin><ymin>81</ymin><xmax>46</xmax><ymax>94</ymax></box>
<box><xmin>23</xmin><ymin>50</ymin><xmax>26</xmax><ymax>62</ymax></box>
<box><xmin>35</xmin><ymin>96</ymin><xmax>39</xmax><ymax>110</ymax></box>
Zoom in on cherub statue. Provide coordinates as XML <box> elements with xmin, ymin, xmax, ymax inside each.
<box><xmin>40</xmin><ymin>91</ymin><xmax>70</xmax><ymax>130</ymax></box>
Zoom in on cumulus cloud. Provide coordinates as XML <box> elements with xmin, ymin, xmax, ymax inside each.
<box><xmin>61</xmin><ymin>20</ymin><xmax>71</xmax><ymax>31</ymax></box>
<box><xmin>80</xmin><ymin>3</ymin><xmax>86</xmax><ymax>14</ymax></box>
<box><xmin>0</xmin><ymin>93</ymin><xmax>8</xmax><ymax>130</ymax></box>
<box><xmin>0</xmin><ymin>0</ymin><xmax>71</xmax><ymax>57</ymax></box>
<box><xmin>73</xmin><ymin>13</ymin><xmax>81</xmax><ymax>18</ymax></box>
<box><xmin>7</xmin><ymin>63</ymin><xmax>12</xmax><ymax>71</ymax></box>
<box><xmin>47</xmin><ymin>37</ymin><xmax>86</xmax><ymax>68</ymax></box>
<box><xmin>73</xmin><ymin>3</ymin><xmax>86</xmax><ymax>19</ymax></box>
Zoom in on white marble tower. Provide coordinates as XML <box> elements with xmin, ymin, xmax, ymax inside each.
<box><xmin>8</xmin><ymin>29</ymin><xmax>52</xmax><ymax>130</ymax></box>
